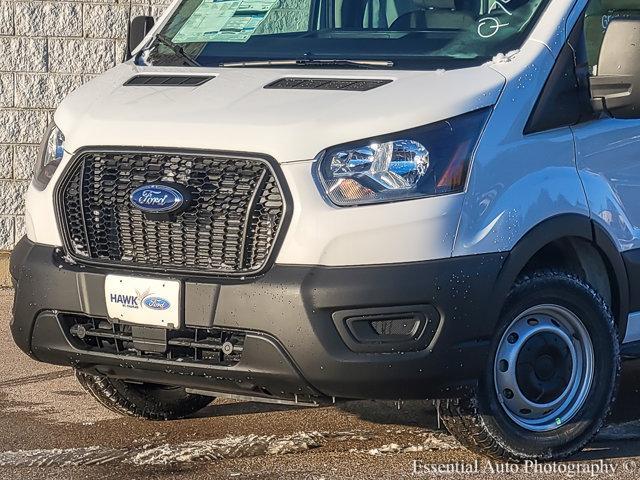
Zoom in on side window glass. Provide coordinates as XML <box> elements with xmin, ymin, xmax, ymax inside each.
<box><xmin>584</xmin><ymin>0</ymin><xmax>640</xmax><ymax>73</ymax></box>
<box><xmin>363</xmin><ymin>0</ymin><xmax>387</xmax><ymax>28</ymax></box>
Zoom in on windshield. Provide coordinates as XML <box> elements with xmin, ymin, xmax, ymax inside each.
<box><xmin>143</xmin><ymin>0</ymin><xmax>550</xmax><ymax>69</ymax></box>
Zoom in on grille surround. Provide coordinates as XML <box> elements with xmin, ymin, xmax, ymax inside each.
<box><xmin>55</xmin><ymin>148</ymin><xmax>291</xmax><ymax>277</ymax></box>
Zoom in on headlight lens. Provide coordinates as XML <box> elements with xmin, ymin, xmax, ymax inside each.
<box><xmin>316</xmin><ymin>109</ymin><xmax>490</xmax><ymax>206</ymax></box>
<box><xmin>34</xmin><ymin>124</ymin><xmax>65</xmax><ymax>190</ymax></box>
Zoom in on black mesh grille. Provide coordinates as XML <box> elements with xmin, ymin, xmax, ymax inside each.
<box><xmin>59</xmin><ymin>151</ymin><xmax>286</xmax><ymax>275</ymax></box>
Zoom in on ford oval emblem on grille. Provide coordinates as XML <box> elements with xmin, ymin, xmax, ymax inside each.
<box><xmin>130</xmin><ymin>184</ymin><xmax>184</xmax><ymax>213</ymax></box>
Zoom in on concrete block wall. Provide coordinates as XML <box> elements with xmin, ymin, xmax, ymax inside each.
<box><xmin>0</xmin><ymin>0</ymin><xmax>171</xmax><ymax>254</ymax></box>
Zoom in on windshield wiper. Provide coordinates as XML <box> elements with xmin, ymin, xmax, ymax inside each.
<box><xmin>219</xmin><ymin>59</ymin><xmax>394</xmax><ymax>69</ymax></box>
<box><xmin>150</xmin><ymin>34</ymin><xmax>201</xmax><ymax>67</ymax></box>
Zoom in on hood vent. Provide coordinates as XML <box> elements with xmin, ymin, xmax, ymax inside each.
<box><xmin>124</xmin><ymin>75</ymin><xmax>214</xmax><ymax>87</ymax></box>
<box><xmin>264</xmin><ymin>77</ymin><xmax>392</xmax><ymax>92</ymax></box>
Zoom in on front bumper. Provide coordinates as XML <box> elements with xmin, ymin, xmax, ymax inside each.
<box><xmin>10</xmin><ymin>236</ymin><xmax>506</xmax><ymax>401</ymax></box>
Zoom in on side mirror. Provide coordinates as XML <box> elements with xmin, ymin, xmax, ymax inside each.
<box><xmin>126</xmin><ymin>16</ymin><xmax>155</xmax><ymax>60</ymax></box>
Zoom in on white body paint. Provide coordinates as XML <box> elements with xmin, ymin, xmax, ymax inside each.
<box><xmin>22</xmin><ymin>0</ymin><xmax>640</xmax><ymax>341</ymax></box>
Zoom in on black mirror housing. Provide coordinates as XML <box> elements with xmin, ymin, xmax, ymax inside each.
<box><xmin>126</xmin><ymin>16</ymin><xmax>155</xmax><ymax>61</ymax></box>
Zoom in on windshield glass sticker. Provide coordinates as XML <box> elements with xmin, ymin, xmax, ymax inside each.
<box><xmin>173</xmin><ymin>0</ymin><xmax>278</xmax><ymax>44</ymax></box>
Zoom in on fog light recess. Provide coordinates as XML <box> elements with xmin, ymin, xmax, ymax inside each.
<box><xmin>332</xmin><ymin>305</ymin><xmax>440</xmax><ymax>353</ymax></box>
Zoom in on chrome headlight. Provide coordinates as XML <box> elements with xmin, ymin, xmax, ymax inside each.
<box><xmin>316</xmin><ymin>109</ymin><xmax>490</xmax><ymax>206</ymax></box>
<box><xmin>34</xmin><ymin>123</ymin><xmax>65</xmax><ymax>190</ymax></box>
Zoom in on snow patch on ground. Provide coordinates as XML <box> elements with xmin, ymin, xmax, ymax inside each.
<box><xmin>130</xmin><ymin>432</ymin><xmax>325</xmax><ymax>465</ymax></box>
<box><xmin>0</xmin><ymin>431</ymin><xmax>374</xmax><ymax>467</ymax></box>
<box><xmin>0</xmin><ymin>446</ymin><xmax>128</xmax><ymax>467</ymax></box>
<box><xmin>351</xmin><ymin>433</ymin><xmax>459</xmax><ymax>456</ymax></box>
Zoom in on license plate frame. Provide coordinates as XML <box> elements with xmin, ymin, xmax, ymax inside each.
<box><xmin>104</xmin><ymin>275</ymin><xmax>181</xmax><ymax>329</ymax></box>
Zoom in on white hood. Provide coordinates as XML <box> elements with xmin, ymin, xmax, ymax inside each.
<box><xmin>56</xmin><ymin>62</ymin><xmax>505</xmax><ymax>163</ymax></box>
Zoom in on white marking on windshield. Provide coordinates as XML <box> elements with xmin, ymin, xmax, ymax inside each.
<box><xmin>478</xmin><ymin>0</ymin><xmax>513</xmax><ymax>38</ymax></box>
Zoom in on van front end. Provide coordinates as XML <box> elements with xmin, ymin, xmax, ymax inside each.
<box><xmin>11</xmin><ymin>49</ymin><xmax>510</xmax><ymax>403</ymax></box>
<box><xmin>10</xmin><ymin>96</ymin><xmax>505</xmax><ymax>403</ymax></box>
<box><xmin>10</xmin><ymin>0</ymin><xmax>634</xmax><ymax>463</ymax></box>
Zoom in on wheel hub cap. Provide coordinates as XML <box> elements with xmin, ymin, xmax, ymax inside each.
<box><xmin>516</xmin><ymin>332</ymin><xmax>573</xmax><ymax>404</ymax></box>
<box><xmin>494</xmin><ymin>304</ymin><xmax>594</xmax><ymax>432</ymax></box>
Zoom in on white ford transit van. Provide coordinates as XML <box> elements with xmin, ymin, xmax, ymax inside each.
<box><xmin>10</xmin><ymin>0</ymin><xmax>640</xmax><ymax>461</ymax></box>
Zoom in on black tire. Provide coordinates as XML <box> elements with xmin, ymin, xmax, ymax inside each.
<box><xmin>441</xmin><ymin>271</ymin><xmax>620</xmax><ymax>461</ymax></box>
<box><xmin>75</xmin><ymin>370</ymin><xmax>213</xmax><ymax>420</ymax></box>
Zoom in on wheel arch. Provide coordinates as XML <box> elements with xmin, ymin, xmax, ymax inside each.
<box><xmin>489</xmin><ymin>214</ymin><xmax>629</xmax><ymax>338</ymax></box>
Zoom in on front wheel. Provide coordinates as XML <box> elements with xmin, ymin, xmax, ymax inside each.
<box><xmin>75</xmin><ymin>371</ymin><xmax>213</xmax><ymax>420</ymax></box>
<box><xmin>441</xmin><ymin>271</ymin><xmax>620</xmax><ymax>461</ymax></box>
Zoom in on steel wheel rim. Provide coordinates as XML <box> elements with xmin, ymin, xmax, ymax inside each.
<box><xmin>494</xmin><ymin>304</ymin><xmax>595</xmax><ymax>432</ymax></box>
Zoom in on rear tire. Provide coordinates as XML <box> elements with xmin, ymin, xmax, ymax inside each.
<box><xmin>441</xmin><ymin>271</ymin><xmax>620</xmax><ymax>461</ymax></box>
<box><xmin>75</xmin><ymin>370</ymin><xmax>213</xmax><ymax>420</ymax></box>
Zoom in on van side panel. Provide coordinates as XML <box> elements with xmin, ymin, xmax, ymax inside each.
<box><xmin>453</xmin><ymin>41</ymin><xmax>590</xmax><ymax>257</ymax></box>
<box><xmin>574</xmin><ymin>120</ymin><xmax>640</xmax><ymax>252</ymax></box>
